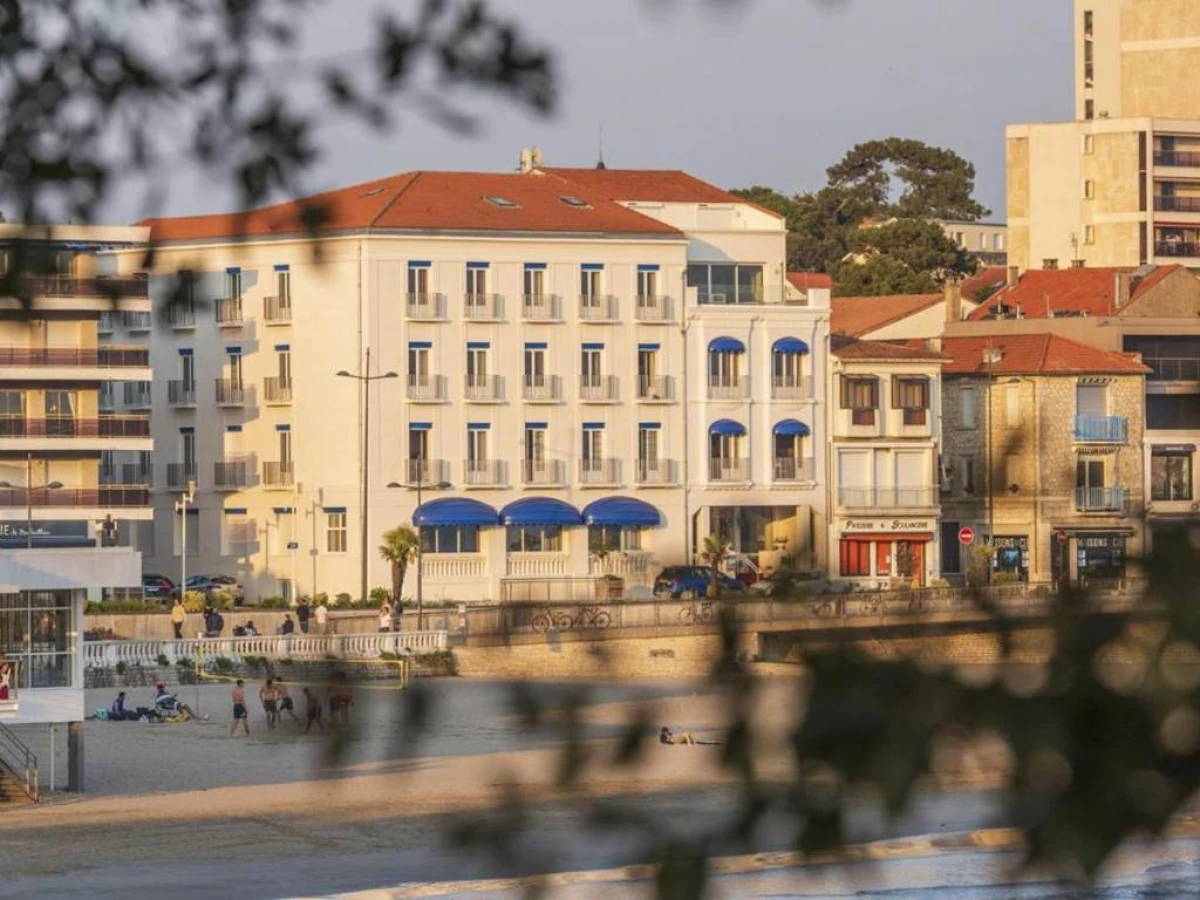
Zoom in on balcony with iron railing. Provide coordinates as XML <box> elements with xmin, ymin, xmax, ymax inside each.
<box><xmin>522</xmin><ymin>294</ymin><xmax>560</xmax><ymax>322</ymax></box>
<box><xmin>99</xmin><ymin>462</ymin><xmax>117</xmax><ymax>484</ymax></box>
<box><xmin>215</xmin><ymin>378</ymin><xmax>246</xmax><ymax>407</ymax></box>
<box><xmin>837</xmin><ymin>486</ymin><xmax>938</xmax><ymax>508</ymax></box>
<box><xmin>579</xmin><ymin>295</ymin><xmax>618</xmax><ymax>322</ymax></box>
<box><xmin>168</xmin><ymin>304</ymin><xmax>196</xmax><ymax>330</ymax></box>
<box><xmin>406</xmin><ymin>374</ymin><xmax>446</xmax><ymax>403</ymax></box>
<box><xmin>708</xmin><ymin>376</ymin><xmax>749</xmax><ymax>400</ymax></box>
<box><xmin>1075</xmin><ymin>486</ymin><xmax>1126</xmax><ymax>513</ymax></box>
<box><xmin>166</xmin><ymin>462</ymin><xmax>198</xmax><ymax>491</ymax></box>
<box><xmin>465</xmin><ymin>374</ymin><xmax>504</xmax><ymax>403</ymax></box>
<box><xmin>406</xmin><ymin>458</ymin><xmax>450</xmax><ymax>486</ymax></box>
<box><xmin>215</xmin><ymin>298</ymin><xmax>243</xmax><ymax>327</ymax></box>
<box><xmin>772</xmin><ymin>376</ymin><xmax>813</xmax><ymax>401</ymax></box>
<box><xmin>579</xmin><ymin>458</ymin><xmax>620</xmax><ymax>486</ymax></box>
<box><xmin>0</xmin><ymin>346</ymin><xmax>149</xmax><ymax>367</ymax></box>
<box><xmin>635</xmin><ymin>459</ymin><xmax>677</xmax><ymax>486</ymax></box>
<box><xmin>122</xmin><ymin>383</ymin><xmax>152</xmax><ymax>410</ymax></box>
<box><xmin>122</xmin><ymin>463</ymin><xmax>152</xmax><ymax>485</ymax></box>
<box><xmin>0</xmin><ymin>416</ymin><xmax>150</xmax><ymax>438</ymax></box>
<box><xmin>1154</xmin><ymin>195</ymin><xmax>1200</xmax><ymax>213</ymax></box>
<box><xmin>122</xmin><ymin>310</ymin><xmax>152</xmax><ymax>332</ymax></box>
<box><xmin>522</xmin><ymin>458</ymin><xmax>565</xmax><ymax>487</ymax></box>
<box><xmin>463</xmin><ymin>293</ymin><xmax>504</xmax><ymax>321</ymax></box>
<box><xmin>1155</xmin><ymin>241</ymin><xmax>1200</xmax><ymax>258</ymax></box>
<box><xmin>0</xmin><ymin>485</ymin><xmax>150</xmax><ymax>507</ymax></box>
<box><xmin>1155</xmin><ymin>150</ymin><xmax>1200</xmax><ymax>168</ymax></box>
<box><xmin>262</xmin><ymin>461</ymin><xmax>295</xmax><ymax>489</ymax></box>
<box><xmin>1074</xmin><ymin>415</ymin><xmax>1127</xmax><ymax>443</ymax></box>
<box><xmin>580</xmin><ymin>375</ymin><xmax>619</xmax><ymax>403</ymax></box>
<box><xmin>1144</xmin><ymin>357</ymin><xmax>1200</xmax><ymax>382</ymax></box>
<box><xmin>12</xmin><ymin>274</ymin><xmax>149</xmax><ymax>299</ymax></box>
<box><xmin>634</xmin><ymin>295</ymin><xmax>671</xmax><ymax>322</ymax></box>
<box><xmin>773</xmin><ymin>457</ymin><xmax>815</xmax><ymax>482</ymax></box>
<box><xmin>708</xmin><ymin>458</ymin><xmax>750</xmax><ymax>483</ymax></box>
<box><xmin>168</xmin><ymin>380</ymin><xmax>196</xmax><ymax>408</ymax></box>
<box><xmin>264</xmin><ymin>376</ymin><xmax>293</xmax><ymax>405</ymax></box>
<box><xmin>98</xmin><ymin>312</ymin><xmax>115</xmax><ymax>334</ymax></box>
<box><xmin>636</xmin><ymin>375</ymin><xmax>674</xmax><ymax>403</ymax></box>
<box><xmin>523</xmin><ymin>374</ymin><xmax>562</xmax><ymax>403</ymax></box>
<box><xmin>214</xmin><ymin>458</ymin><xmax>255</xmax><ymax>491</ymax></box>
<box><xmin>98</xmin><ymin>390</ymin><xmax>115</xmax><ymax>413</ymax></box>
<box><xmin>263</xmin><ymin>295</ymin><xmax>292</xmax><ymax>324</ymax></box>
<box><xmin>405</xmin><ymin>292</ymin><xmax>445</xmax><ymax>320</ymax></box>
<box><xmin>463</xmin><ymin>459</ymin><xmax>505</xmax><ymax>487</ymax></box>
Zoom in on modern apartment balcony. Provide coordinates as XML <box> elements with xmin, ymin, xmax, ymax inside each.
<box><xmin>1155</xmin><ymin>151</ymin><xmax>1200</xmax><ymax>167</ymax></box>
<box><xmin>263</xmin><ymin>295</ymin><xmax>292</xmax><ymax>325</ymax></box>
<box><xmin>121</xmin><ymin>310</ymin><xmax>152</xmax><ymax>333</ymax></box>
<box><xmin>635</xmin><ymin>459</ymin><xmax>677</xmax><ymax>486</ymax></box>
<box><xmin>1075</xmin><ymin>486</ymin><xmax>1127</xmax><ymax>513</ymax></box>
<box><xmin>522</xmin><ymin>458</ymin><xmax>565</xmax><ymax>487</ymax></box>
<box><xmin>264</xmin><ymin>376</ymin><xmax>293</xmax><ymax>406</ymax></box>
<box><xmin>463</xmin><ymin>459</ymin><xmax>505</xmax><ymax>488</ymax></box>
<box><xmin>0</xmin><ymin>416</ymin><xmax>150</xmax><ymax>438</ymax></box>
<box><xmin>98</xmin><ymin>312</ymin><xmax>115</xmax><ymax>335</ymax></box>
<box><xmin>463</xmin><ymin>293</ymin><xmax>504</xmax><ymax>321</ymax></box>
<box><xmin>405</xmin><ymin>458</ymin><xmax>450</xmax><ymax>486</ymax></box>
<box><xmin>634</xmin><ymin>295</ymin><xmax>672</xmax><ymax>323</ymax></box>
<box><xmin>636</xmin><ymin>375</ymin><xmax>674</xmax><ymax>403</ymax></box>
<box><xmin>708</xmin><ymin>458</ymin><xmax>750</xmax><ymax>484</ymax></box>
<box><xmin>262</xmin><ymin>461</ymin><xmax>295</xmax><ymax>489</ymax></box>
<box><xmin>708</xmin><ymin>376</ymin><xmax>749</xmax><ymax>400</ymax></box>
<box><xmin>0</xmin><ymin>345</ymin><xmax>151</xmax><ymax>380</ymax></box>
<box><xmin>214</xmin><ymin>458</ymin><xmax>255</xmax><ymax>491</ymax></box>
<box><xmin>168</xmin><ymin>305</ymin><xmax>196</xmax><ymax>330</ymax></box>
<box><xmin>772</xmin><ymin>377</ymin><xmax>814</xmax><ymax>401</ymax></box>
<box><xmin>122</xmin><ymin>463</ymin><xmax>152</xmax><ymax>485</ymax></box>
<box><xmin>579</xmin><ymin>295</ymin><xmax>618</xmax><ymax>322</ymax></box>
<box><xmin>1145</xmin><ymin>357</ymin><xmax>1200</xmax><ymax>383</ymax></box>
<box><xmin>1155</xmin><ymin>196</ymin><xmax>1200</xmax><ymax>213</ymax></box>
<box><xmin>168</xmin><ymin>380</ymin><xmax>196</xmax><ymax>408</ymax></box>
<box><xmin>215</xmin><ymin>378</ymin><xmax>246</xmax><ymax>407</ymax></box>
<box><xmin>464</xmin><ymin>374</ymin><xmax>504</xmax><ymax>403</ymax></box>
<box><xmin>523</xmin><ymin>375</ymin><xmax>562</xmax><ymax>403</ymax></box>
<box><xmin>1155</xmin><ymin>241</ymin><xmax>1200</xmax><ymax>260</ymax></box>
<box><xmin>99</xmin><ymin>463</ymin><xmax>117</xmax><ymax>484</ymax></box>
<box><xmin>837</xmin><ymin>486</ymin><xmax>937</xmax><ymax>508</ymax></box>
<box><xmin>215</xmin><ymin>298</ymin><xmax>244</xmax><ymax>327</ymax></box>
<box><xmin>522</xmin><ymin>294</ymin><xmax>561</xmax><ymax>322</ymax></box>
<box><xmin>166</xmin><ymin>462</ymin><xmax>198</xmax><ymax>491</ymax></box>
<box><xmin>580</xmin><ymin>375</ymin><xmax>619</xmax><ymax>403</ymax></box>
<box><xmin>405</xmin><ymin>292</ymin><xmax>445</xmax><ymax>320</ymax></box>
<box><xmin>98</xmin><ymin>391</ymin><xmax>115</xmax><ymax>413</ymax></box>
<box><xmin>14</xmin><ymin>274</ymin><xmax>149</xmax><ymax>301</ymax></box>
<box><xmin>579</xmin><ymin>458</ymin><xmax>620</xmax><ymax>486</ymax></box>
<box><xmin>1074</xmin><ymin>415</ymin><xmax>1127</xmax><ymax>443</ymax></box>
<box><xmin>0</xmin><ymin>485</ymin><xmax>150</xmax><ymax>509</ymax></box>
<box><xmin>773</xmin><ymin>457</ymin><xmax>815</xmax><ymax>483</ymax></box>
<box><xmin>406</xmin><ymin>374</ymin><xmax>446</xmax><ymax>403</ymax></box>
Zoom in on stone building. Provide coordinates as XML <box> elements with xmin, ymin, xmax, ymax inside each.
<box><xmin>939</xmin><ymin>333</ymin><xmax>1149</xmax><ymax>584</ymax></box>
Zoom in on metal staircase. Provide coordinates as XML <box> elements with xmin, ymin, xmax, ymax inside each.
<box><xmin>0</xmin><ymin>721</ymin><xmax>38</xmax><ymax>804</ymax></box>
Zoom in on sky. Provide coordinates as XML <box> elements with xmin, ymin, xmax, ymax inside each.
<box><xmin>123</xmin><ymin>0</ymin><xmax>1073</xmax><ymax>224</ymax></box>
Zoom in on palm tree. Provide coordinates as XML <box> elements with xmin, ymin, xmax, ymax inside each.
<box><xmin>700</xmin><ymin>533</ymin><xmax>732</xmax><ymax>599</ymax></box>
<box><xmin>379</xmin><ymin>526</ymin><xmax>420</xmax><ymax>611</ymax></box>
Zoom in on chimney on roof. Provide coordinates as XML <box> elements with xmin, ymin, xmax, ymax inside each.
<box><xmin>1043</xmin><ymin>258</ymin><xmax>1059</xmax><ymax>270</ymax></box>
<box><xmin>1116</xmin><ymin>270</ymin><xmax>1132</xmax><ymax>308</ymax></box>
<box><xmin>1007</xmin><ymin>265</ymin><xmax>1020</xmax><ymax>288</ymax></box>
<box><xmin>519</xmin><ymin>148</ymin><xmax>533</xmax><ymax>174</ymax></box>
<box><xmin>531</xmin><ymin>146</ymin><xmax>543</xmax><ymax>169</ymax></box>
<box><xmin>943</xmin><ymin>279</ymin><xmax>963</xmax><ymax>323</ymax></box>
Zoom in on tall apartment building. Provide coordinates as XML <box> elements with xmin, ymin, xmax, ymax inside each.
<box><xmin>0</xmin><ymin>225</ymin><xmax>151</xmax><ymax>792</ymax></box>
<box><xmin>107</xmin><ymin>167</ymin><xmax>828</xmax><ymax>604</ymax></box>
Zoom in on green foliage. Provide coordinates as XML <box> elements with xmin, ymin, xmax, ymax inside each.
<box><xmin>829</xmin><ymin>220</ymin><xmax>975</xmax><ymax>296</ymax></box>
<box><xmin>369</xmin><ymin>587</ymin><xmax>391</xmax><ymax>605</ymax></box>
<box><xmin>312</xmin><ymin>592</ymin><xmax>330</xmax><ymax>607</ymax></box>
<box><xmin>155</xmin><ymin>653</ymin><xmax>170</xmax><ymax>667</ymax></box>
<box><xmin>243</xmin><ymin>656</ymin><xmax>269</xmax><ymax>671</ymax></box>
<box><xmin>380</xmin><ymin>525</ymin><xmax>420</xmax><ymax>603</ymax></box>
<box><xmin>85</xmin><ymin>601</ymin><xmax>166</xmax><ymax>614</ymax></box>
<box><xmin>182</xmin><ymin>591</ymin><xmax>232</xmax><ymax>613</ymax></box>
<box><xmin>210</xmin><ymin>656</ymin><xmax>234</xmax><ymax>673</ymax></box>
<box><xmin>175</xmin><ymin>658</ymin><xmax>194</xmax><ymax>670</ymax></box>
<box><xmin>256</xmin><ymin>596</ymin><xmax>289</xmax><ymax>609</ymax></box>
<box><xmin>114</xmin><ymin>661</ymin><xmax>126</xmax><ymax>676</ymax></box>
<box><xmin>334</xmin><ymin>592</ymin><xmax>352</xmax><ymax>607</ymax></box>
<box><xmin>700</xmin><ymin>534</ymin><xmax>732</xmax><ymax>598</ymax></box>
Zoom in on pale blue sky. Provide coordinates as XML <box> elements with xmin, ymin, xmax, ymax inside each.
<box><xmin>139</xmin><ymin>0</ymin><xmax>1072</xmax><ymax>222</ymax></box>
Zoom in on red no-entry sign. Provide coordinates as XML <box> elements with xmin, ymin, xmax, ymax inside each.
<box><xmin>958</xmin><ymin>526</ymin><xmax>975</xmax><ymax>545</ymax></box>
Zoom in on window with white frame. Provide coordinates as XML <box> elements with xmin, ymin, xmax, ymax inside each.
<box><xmin>506</xmin><ymin>525</ymin><xmax>562</xmax><ymax>553</ymax></box>
<box><xmin>465</xmin><ymin>263</ymin><xmax>488</xmax><ymax>301</ymax></box>
<box><xmin>958</xmin><ymin>385</ymin><xmax>978</xmax><ymax>429</ymax></box>
<box><xmin>222</xmin><ymin>508</ymin><xmax>254</xmax><ymax>556</ymax></box>
<box><xmin>407</xmin><ymin>262</ymin><xmax>430</xmax><ymax>299</ymax></box>
<box><xmin>580</xmin><ymin>265</ymin><xmax>601</xmax><ymax>301</ymax></box>
<box><xmin>637</xmin><ymin>266</ymin><xmax>658</xmax><ymax>301</ymax></box>
<box><xmin>326</xmin><ymin>510</ymin><xmax>347</xmax><ymax>553</ymax></box>
<box><xmin>580</xmin><ymin>345</ymin><xmax>602</xmax><ymax>388</ymax></box>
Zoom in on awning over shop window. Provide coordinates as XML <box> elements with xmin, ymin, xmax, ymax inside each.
<box><xmin>582</xmin><ymin>497</ymin><xmax>661</xmax><ymax>528</ymax></box>
<box><xmin>773</xmin><ymin>337</ymin><xmax>810</xmax><ymax>354</ymax></box>
<box><xmin>500</xmin><ymin>497</ymin><xmax>582</xmax><ymax>527</ymax></box>
<box><xmin>774</xmin><ymin>419</ymin><xmax>810</xmax><ymax>437</ymax></box>
<box><xmin>412</xmin><ymin>498</ymin><xmax>498</xmax><ymax>527</ymax></box>
<box><xmin>710</xmin><ymin>419</ymin><xmax>746</xmax><ymax>437</ymax></box>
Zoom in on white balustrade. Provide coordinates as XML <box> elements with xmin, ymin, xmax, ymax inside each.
<box><xmin>507</xmin><ymin>553</ymin><xmax>569</xmax><ymax>578</ymax></box>
<box><xmin>423</xmin><ymin>555</ymin><xmax>486</xmax><ymax>579</ymax></box>
<box><xmin>588</xmin><ymin>552</ymin><xmax>653</xmax><ymax>577</ymax></box>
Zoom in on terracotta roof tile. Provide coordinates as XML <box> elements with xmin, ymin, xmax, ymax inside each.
<box><xmin>540</xmin><ymin>167</ymin><xmax>785</xmax><ymax>218</ymax></box>
<box><xmin>961</xmin><ymin>266</ymin><xmax>1008</xmax><ymax>303</ymax></box>
<box><xmin>966</xmin><ymin>266</ymin><xmax>1182</xmax><ymax>321</ymax></box>
<box><xmin>787</xmin><ymin>271</ymin><xmax>832</xmax><ymax>291</ymax></box>
<box><xmin>941</xmin><ymin>334</ymin><xmax>1150</xmax><ymax>375</ymax></box>
<box><xmin>831</xmin><ymin>335</ymin><xmax>947</xmax><ymax>362</ymax></box>
<box><xmin>831</xmin><ymin>293</ymin><xmax>942</xmax><ymax>337</ymax></box>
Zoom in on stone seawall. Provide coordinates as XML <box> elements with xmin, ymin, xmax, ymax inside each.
<box><xmin>84</xmin><ymin>656</ymin><xmax>455</xmax><ymax>691</ymax></box>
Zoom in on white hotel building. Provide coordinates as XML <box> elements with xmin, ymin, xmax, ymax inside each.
<box><xmin>105</xmin><ymin>166</ymin><xmax>829</xmax><ymax>604</ymax></box>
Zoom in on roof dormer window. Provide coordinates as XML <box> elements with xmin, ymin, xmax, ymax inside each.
<box><xmin>560</xmin><ymin>195</ymin><xmax>590</xmax><ymax>208</ymax></box>
<box><xmin>485</xmin><ymin>196</ymin><xmax>519</xmax><ymax>208</ymax></box>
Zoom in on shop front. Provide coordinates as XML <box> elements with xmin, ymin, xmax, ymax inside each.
<box><xmin>991</xmin><ymin>535</ymin><xmax>1030</xmax><ymax>581</ymax></box>
<box><xmin>835</xmin><ymin>517</ymin><xmax>937</xmax><ymax>587</ymax></box>
<box><xmin>1050</xmin><ymin>529</ymin><xmax>1129</xmax><ymax>584</ymax></box>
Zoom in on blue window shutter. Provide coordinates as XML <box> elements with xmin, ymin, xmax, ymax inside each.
<box><xmin>581</xmin><ymin>342</ymin><xmax>604</xmax><ymax>351</ymax></box>
<box><xmin>274</xmin><ymin>343</ymin><xmax>290</xmax><ymax>352</ymax></box>
<box><xmin>637</xmin><ymin>264</ymin><xmax>660</xmax><ymax>273</ymax></box>
<box><xmin>524</xmin><ymin>262</ymin><xmax>547</xmax><ymax>271</ymax></box>
<box><xmin>273</xmin><ymin>264</ymin><xmax>289</xmax><ymax>272</ymax></box>
<box><xmin>581</xmin><ymin>263</ymin><xmax>603</xmax><ymax>271</ymax></box>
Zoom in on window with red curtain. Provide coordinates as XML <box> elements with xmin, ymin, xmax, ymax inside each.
<box><xmin>875</xmin><ymin>541</ymin><xmax>892</xmax><ymax>576</ymax></box>
<box><xmin>839</xmin><ymin>540</ymin><xmax>871</xmax><ymax>576</ymax></box>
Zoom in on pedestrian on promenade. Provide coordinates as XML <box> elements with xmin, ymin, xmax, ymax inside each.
<box><xmin>302</xmin><ymin>686</ymin><xmax>323</xmax><ymax>734</ymax></box>
<box><xmin>259</xmin><ymin>679</ymin><xmax>280</xmax><ymax>731</ymax></box>
<box><xmin>170</xmin><ymin>598</ymin><xmax>187</xmax><ymax>640</ymax></box>
<box><xmin>229</xmin><ymin>680</ymin><xmax>250</xmax><ymax>737</ymax></box>
<box><xmin>378</xmin><ymin>603</ymin><xmax>392</xmax><ymax>633</ymax></box>
<box><xmin>315</xmin><ymin>599</ymin><xmax>329</xmax><ymax>635</ymax></box>
<box><xmin>281</xmin><ymin>614</ymin><xmax>295</xmax><ymax>635</ymax></box>
<box><xmin>276</xmin><ymin>678</ymin><xmax>300</xmax><ymax>726</ymax></box>
<box><xmin>296</xmin><ymin>598</ymin><xmax>311</xmax><ymax>634</ymax></box>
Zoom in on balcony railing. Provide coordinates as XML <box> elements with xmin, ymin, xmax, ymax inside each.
<box><xmin>214</xmin><ymin>459</ymin><xmax>254</xmax><ymax>491</ymax></box>
<box><xmin>637</xmin><ymin>375</ymin><xmax>674</xmax><ymax>402</ymax></box>
<box><xmin>406</xmin><ymin>374</ymin><xmax>446</xmax><ymax>403</ymax></box>
<box><xmin>0</xmin><ymin>416</ymin><xmax>150</xmax><ymax>438</ymax></box>
<box><xmin>1075</xmin><ymin>486</ymin><xmax>1126</xmax><ymax>513</ymax></box>
<box><xmin>580</xmin><ymin>376</ymin><xmax>618</xmax><ymax>403</ymax></box>
<box><xmin>708</xmin><ymin>458</ymin><xmax>750</xmax><ymax>483</ymax></box>
<box><xmin>522</xmin><ymin>294</ymin><xmax>560</xmax><ymax>321</ymax></box>
<box><xmin>522</xmin><ymin>458</ymin><xmax>565</xmax><ymax>486</ymax></box>
<box><xmin>0</xmin><ymin>346</ymin><xmax>149</xmax><ymax>367</ymax></box>
<box><xmin>463</xmin><ymin>459</ymin><xmax>505</xmax><ymax>487</ymax></box>
<box><xmin>14</xmin><ymin>274</ymin><xmax>149</xmax><ymax>298</ymax></box>
<box><xmin>166</xmin><ymin>462</ymin><xmax>198</xmax><ymax>491</ymax></box>
<box><xmin>168</xmin><ymin>380</ymin><xmax>196</xmax><ymax>407</ymax></box>
<box><xmin>1145</xmin><ymin>357</ymin><xmax>1200</xmax><ymax>381</ymax></box>
<box><xmin>263</xmin><ymin>295</ymin><xmax>292</xmax><ymax>324</ymax></box>
<box><xmin>0</xmin><ymin>485</ymin><xmax>150</xmax><ymax>507</ymax></box>
<box><xmin>406</xmin><ymin>458</ymin><xmax>449</xmax><ymax>486</ymax></box>
<box><xmin>215</xmin><ymin>378</ymin><xmax>245</xmax><ymax>407</ymax></box>
<box><xmin>215</xmin><ymin>298</ymin><xmax>243</xmax><ymax>327</ymax></box>
<box><xmin>1155</xmin><ymin>150</ymin><xmax>1200</xmax><ymax>167</ymax></box>
<box><xmin>98</xmin><ymin>312</ymin><xmax>115</xmax><ymax>334</ymax></box>
<box><xmin>838</xmin><ymin>486</ymin><xmax>937</xmax><ymax>508</ymax></box>
<box><xmin>262</xmin><ymin>461</ymin><xmax>295</xmax><ymax>488</ymax></box>
<box><xmin>579</xmin><ymin>458</ymin><xmax>620</xmax><ymax>485</ymax></box>
<box><xmin>523</xmin><ymin>374</ymin><xmax>562</xmax><ymax>403</ymax></box>
<box><xmin>168</xmin><ymin>305</ymin><xmax>196</xmax><ymax>329</ymax></box>
<box><xmin>122</xmin><ymin>463</ymin><xmax>152</xmax><ymax>485</ymax></box>
<box><xmin>1155</xmin><ymin>195</ymin><xmax>1200</xmax><ymax>213</ymax></box>
<box><xmin>772</xmin><ymin>377</ymin><xmax>813</xmax><ymax>401</ymax></box>
<box><xmin>708</xmin><ymin>376</ymin><xmax>749</xmax><ymax>400</ymax></box>
<box><xmin>699</xmin><ymin>291</ymin><xmax>764</xmax><ymax>306</ymax></box>
<box><xmin>98</xmin><ymin>391</ymin><xmax>115</xmax><ymax>413</ymax></box>
<box><xmin>773</xmin><ymin>457</ymin><xmax>815</xmax><ymax>482</ymax></box>
<box><xmin>635</xmin><ymin>459</ymin><xmax>677</xmax><ymax>485</ymax></box>
<box><xmin>264</xmin><ymin>376</ymin><xmax>293</xmax><ymax>405</ymax></box>
<box><xmin>1155</xmin><ymin>241</ymin><xmax>1200</xmax><ymax>258</ymax></box>
<box><xmin>1074</xmin><ymin>415</ymin><xmax>1127</xmax><ymax>443</ymax></box>
<box><xmin>99</xmin><ymin>463</ymin><xmax>117</xmax><ymax>484</ymax></box>
<box><xmin>579</xmin><ymin>295</ymin><xmax>618</xmax><ymax>322</ymax></box>
<box><xmin>465</xmin><ymin>374</ymin><xmax>504</xmax><ymax>402</ymax></box>
<box><xmin>122</xmin><ymin>311</ymin><xmax>152</xmax><ymax>332</ymax></box>
<box><xmin>463</xmin><ymin>293</ymin><xmax>503</xmax><ymax>320</ymax></box>
<box><xmin>405</xmin><ymin>292</ymin><xmax>445</xmax><ymax>320</ymax></box>
<box><xmin>634</xmin><ymin>295</ymin><xmax>671</xmax><ymax>322</ymax></box>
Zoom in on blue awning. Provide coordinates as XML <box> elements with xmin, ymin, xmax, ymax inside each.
<box><xmin>413</xmin><ymin>498</ymin><xmax>498</xmax><ymax>528</ymax></box>
<box><xmin>773</xmin><ymin>337</ymin><xmax>810</xmax><ymax>354</ymax></box>
<box><xmin>501</xmin><ymin>497</ymin><xmax>582</xmax><ymax>527</ymax></box>
<box><xmin>774</xmin><ymin>419</ymin><xmax>811</xmax><ymax>437</ymax></box>
<box><xmin>582</xmin><ymin>497</ymin><xmax>661</xmax><ymax>528</ymax></box>
<box><xmin>710</xmin><ymin>419</ymin><xmax>746</xmax><ymax>437</ymax></box>
<box><xmin>709</xmin><ymin>337</ymin><xmax>745</xmax><ymax>353</ymax></box>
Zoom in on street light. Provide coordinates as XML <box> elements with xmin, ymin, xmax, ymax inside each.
<box><xmin>174</xmin><ymin>480</ymin><xmax>196</xmax><ymax>599</ymax></box>
<box><xmin>0</xmin><ymin>473</ymin><xmax>63</xmax><ymax>548</ymax></box>
<box><xmin>387</xmin><ymin>476</ymin><xmax>451</xmax><ymax>631</ymax></box>
<box><xmin>337</xmin><ymin>348</ymin><xmax>399</xmax><ymax>605</ymax></box>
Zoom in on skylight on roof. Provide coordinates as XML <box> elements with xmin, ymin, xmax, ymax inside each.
<box><xmin>560</xmin><ymin>195</ymin><xmax>590</xmax><ymax>208</ymax></box>
<box><xmin>485</xmin><ymin>196</ymin><xmax>519</xmax><ymax>208</ymax></box>
<box><xmin>363</xmin><ymin>187</ymin><xmax>387</xmax><ymax>197</ymax></box>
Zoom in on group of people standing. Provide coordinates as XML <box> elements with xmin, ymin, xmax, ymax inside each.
<box><xmin>229</xmin><ymin>675</ymin><xmax>353</xmax><ymax>737</ymax></box>
<box><xmin>167</xmin><ymin>597</ymin><xmax>332</xmax><ymax>639</ymax></box>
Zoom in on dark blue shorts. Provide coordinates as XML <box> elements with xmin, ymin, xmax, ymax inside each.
<box><xmin>233</xmin><ymin>703</ymin><xmax>247</xmax><ymax>719</ymax></box>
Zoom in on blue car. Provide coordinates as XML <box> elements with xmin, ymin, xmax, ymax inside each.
<box><xmin>653</xmin><ymin>566</ymin><xmax>746</xmax><ymax>599</ymax></box>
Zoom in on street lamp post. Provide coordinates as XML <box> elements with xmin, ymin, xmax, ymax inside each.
<box><xmin>175</xmin><ymin>480</ymin><xmax>196</xmax><ymax>600</ymax></box>
<box><xmin>337</xmin><ymin>348</ymin><xmax>399</xmax><ymax>605</ymax></box>
<box><xmin>388</xmin><ymin>474</ymin><xmax>450</xmax><ymax>631</ymax></box>
<box><xmin>0</xmin><ymin>454</ymin><xmax>63</xmax><ymax>548</ymax></box>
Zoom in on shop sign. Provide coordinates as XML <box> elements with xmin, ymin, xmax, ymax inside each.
<box><xmin>1079</xmin><ymin>535</ymin><xmax>1125</xmax><ymax>550</ymax></box>
<box><xmin>1152</xmin><ymin>444</ymin><xmax>1196</xmax><ymax>456</ymax></box>
<box><xmin>843</xmin><ymin>519</ymin><xmax>935</xmax><ymax>533</ymax></box>
<box><xmin>0</xmin><ymin>520</ymin><xmax>91</xmax><ymax>548</ymax></box>
<box><xmin>992</xmin><ymin>536</ymin><xmax>1029</xmax><ymax>550</ymax></box>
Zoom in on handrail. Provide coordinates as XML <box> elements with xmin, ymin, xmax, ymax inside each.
<box><xmin>0</xmin><ymin>719</ymin><xmax>38</xmax><ymax>803</ymax></box>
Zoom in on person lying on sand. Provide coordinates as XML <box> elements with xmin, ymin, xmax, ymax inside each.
<box><xmin>660</xmin><ymin>726</ymin><xmax>718</xmax><ymax>746</ymax></box>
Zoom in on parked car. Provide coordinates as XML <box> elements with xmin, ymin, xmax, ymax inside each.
<box><xmin>206</xmin><ymin>574</ymin><xmax>245</xmax><ymax>603</ymax></box>
<box><xmin>653</xmin><ymin>566</ymin><xmax>746</xmax><ymax>599</ymax></box>
<box><xmin>142</xmin><ymin>573</ymin><xmax>175</xmax><ymax>601</ymax></box>
<box><xmin>177</xmin><ymin>575</ymin><xmax>245</xmax><ymax>605</ymax></box>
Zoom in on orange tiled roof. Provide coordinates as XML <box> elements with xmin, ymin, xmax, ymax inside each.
<box><xmin>961</xmin><ymin>266</ymin><xmax>1008</xmax><ymax>303</ymax></box>
<box><xmin>539</xmin><ymin>167</ymin><xmax>785</xmax><ymax>218</ymax></box>
<box><xmin>831</xmin><ymin>335</ymin><xmax>947</xmax><ymax>362</ymax></box>
<box><xmin>787</xmin><ymin>271</ymin><xmax>832</xmax><ymax>291</ymax></box>
<box><xmin>140</xmin><ymin>171</ymin><xmax>684</xmax><ymax>242</ymax></box>
<box><xmin>941</xmin><ymin>334</ymin><xmax>1150</xmax><ymax>375</ymax></box>
<box><xmin>966</xmin><ymin>266</ymin><xmax>1183</xmax><ymax>320</ymax></box>
<box><xmin>831</xmin><ymin>293</ymin><xmax>942</xmax><ymax>337</ymax></box>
